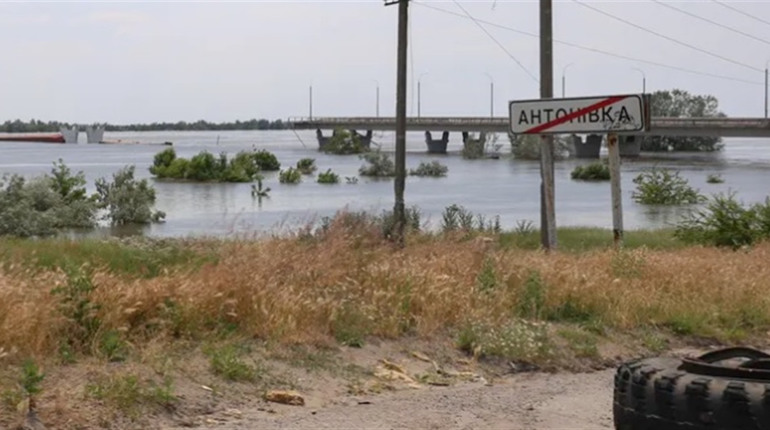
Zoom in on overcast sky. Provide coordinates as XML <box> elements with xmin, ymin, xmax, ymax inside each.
<box><xmin>1</xmin><ymin>1</ymin><xmax>769</xmax><ymax>124</ymax></box>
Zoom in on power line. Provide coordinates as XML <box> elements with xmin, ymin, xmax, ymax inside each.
<box><xmin>450</xmin><ymin>0</ymin><xmax>539</xmax><ymax>82</ymax></box>
<box><xmin>651</xmin><ymin>0</ymin><xmax>770</xmax><ymax>47</ymax></box>
<box><xmin>572</xmin><ymin>0</ymin><xmax>762</xmax><ymax>73</ymax></box>
<box><xmin>411</xmin><ymin>1</ymin><xmax>763</xmax><ymax>86</ymax></box>
<box><xmin>711</xmin><ymin>0</ymin><xmax>770</xmax><ymax>28</ymax></box>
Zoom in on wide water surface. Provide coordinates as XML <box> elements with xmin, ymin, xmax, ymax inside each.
<box><xmin>1</xmin><ymin>130</ymin><xmax>769</xmax><ymax>238</ymax></box>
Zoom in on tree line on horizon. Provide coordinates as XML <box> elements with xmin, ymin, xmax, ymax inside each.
<box><xmin>0</xmin><ymin>118</ymin><xmax>289</xmax><ymax>133</ymax></box>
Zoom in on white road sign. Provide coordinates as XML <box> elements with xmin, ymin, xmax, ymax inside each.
<box><xmin>509</xmin><ymin>94</ymin><xmax>647</xmax><ymax>135</ymax></box>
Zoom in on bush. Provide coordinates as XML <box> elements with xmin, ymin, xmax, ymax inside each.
<box><xmin>321</xmin><ymin>129</ymin><xmax>367</xmax><ymax>155</ymax></box>
<box><xmin>632</xmin><ymin>167</ymin><xmax>704</xmax><ymax>205</ymax></box>
<box><xmin>571</xmin><ymin>161</ymin><xmax>610</xmax><ymax>181</ymax></box>
<box><xmin>95</xmin><ymin>165</ymin><xmax>166</xmax><ymax>225</ymax></box>
<box><xmin>149</xmin><ymin>148</ymin><xmax>266</xmax><ymax>183</ymax></box>
<box><xmin>509</xmin><ymin>134</ymin><xmax>571</xmax><ymax>160</ymax></box>
<box><xmin>0</xmin><ymin>160</ymin><xmax>99</xmax><ymax>237</ymax></box>
<box><xmin>252</xmin><ymin>149</ymin><xmax>281</xmax><ymax>171</ymax></box>
<box><xmin>296</xmin><ymin>158</ymin><xmax>317</xmax><ymax>175</ymax></box>
<box><xmin>278</xmin><ymin>167</ymin><xmax>302</xmax><ymax>184</ymax></box>
<box><xmin>317</xmin><ymin>169</ymin><xmax>339</xmax><ymax>184</ymax></box>
<box><xmin>410</xmin><ymin>161</ymin><xmax>448</xmax><ymax>177</ymax></box>
<box><xmin>675</xmin><ymin>192</ymin><xmax>770</xmax><ymax>249</ymax></box>
<box><xmin>706</xmin><ymin>173</ymin><xmax>724</xmax><ymax>184</ymax></box>
<box><xmin>441</xmin><ymin>204</ymin><xmax>500</xmax><ymax>234</ymax></box>
<box><xmin>359</xmin><ymin>151</ymin><xmax>395</xmax><ymax>177</ymax></box>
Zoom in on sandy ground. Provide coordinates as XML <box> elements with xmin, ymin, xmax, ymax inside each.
<box><xmin>166</xmin><ymin>369</ymin><xmax>615</xmax><ymax>430</ymax></box>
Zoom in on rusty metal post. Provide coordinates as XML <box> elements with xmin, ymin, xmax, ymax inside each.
<box><xmin>607</xmin><ymin>133</ymin><xmax>624</xmax><ymax>248</ymax></box>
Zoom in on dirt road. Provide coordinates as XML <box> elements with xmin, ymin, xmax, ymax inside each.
<box><xmin>170</xmin><ymin>369</ymin><xmax>615</xmax><ymax>430</ymax></box>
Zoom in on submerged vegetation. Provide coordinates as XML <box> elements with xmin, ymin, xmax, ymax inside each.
<box><xmin>149</xmin><ymin>148</ymin><xmax>280</xmax><ymax>182</ymax></box>
<box><xmin>0</xmin><ymin>160</ymin><xmax>164</xmax><ymax>238</ymax></box>
<box><xmin>571</xmin><ymin>161</ymin><xmax>610</xmax><ymax>181</ymax></box>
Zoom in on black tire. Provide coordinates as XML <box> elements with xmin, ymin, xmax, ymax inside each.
<box><xmin>613</xmin><ymin>347</ymin><xmax>770</xmax><ymax>430</ymax></box>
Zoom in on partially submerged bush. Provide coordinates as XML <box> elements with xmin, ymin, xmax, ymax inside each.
<box><xmin>675</xmin><ymin>191</ymin><xmax>770</xmax><ymax>249</ymax></box>
<box><xmin>706</xmin><ymin>173</ymin><xmax>725</xmax><ymax>184</ymax></box>
<box><xmin>149</xmin><ymin>148</ymin><xmax>268</xmax><ymax>182</ymax></box>
<box><xmin>321</xmin><ymin>129</ymin><xmax>367</xmax><ymax>155</ymax></box>
<box><xmin>359</xmin><ymin>151</ymin><xmax>395</xmax><ymax>177</ymax></box>
<box><xmin>632</xmin><ymin>167</ymin><xmax>704</xmax><ymax>205</ymax></box>
<box><xmin>0</xmin><ymin>161</ymin><xmax>163</xmax><ymax>237</ymax></box>
<box><xmin>95</xmin><ymin>165</ymin><xmax>166</xmax><ymax>225</ymax></box>
<box><xmin>252</xmin><ymin>149</ymin><xmax>281</xmax><ymax>171</ymax></box>
<box><xmin>278</xmin><ymin>167</ymin><xmax>302</xmax><ymax>184</ymax></box>
<box><xmin>571</xmin><ymin>161</ymin><xmax>610</xmax><ymax>181</ymax></box>
<box><xmin>317</xmin><ymin>169</ymin><xmax>340</xmax><ymax>184</ymax></box>
<box><xmin>509</xmin><ymin>134</ymin><xmax>571</xmax><ymax>160</ymax></box>
<box><xmin>296</xmin><ymin>158</ymin><xmax>317</xmax><ymax>175</ymax></box>
<box><xmin>410</xmin><ymin>161</ymin><xmax>448</xmax><ymax>177</ymax></box>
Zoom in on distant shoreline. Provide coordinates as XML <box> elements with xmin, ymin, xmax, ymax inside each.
<box><xmin>0</xmin><ymin>118</ymin><xmax>290</xmax><ymax>133</ymax></box>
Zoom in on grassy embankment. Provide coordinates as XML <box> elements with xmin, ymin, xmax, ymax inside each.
<box><xmin>1</xmin><ymin>220</ymin><xmax>769</xmax><ymax>428</ymax></box>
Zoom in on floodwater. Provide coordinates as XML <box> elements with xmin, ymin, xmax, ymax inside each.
<box><xmin>1</xmin><ymin>130</ymin><xmax>769</xmax><ymax>238</ymax></box>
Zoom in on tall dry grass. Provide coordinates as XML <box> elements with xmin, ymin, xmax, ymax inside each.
<box><xmin>2</xmin><ymin>219</ymin><xmax>770</xmax><ymax>361</ymax></box>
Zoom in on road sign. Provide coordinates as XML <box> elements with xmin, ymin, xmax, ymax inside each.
<box><xmin>509</xmin><ymin>94</ymin><xmax>648</xmax><ymax>135</ymax></box>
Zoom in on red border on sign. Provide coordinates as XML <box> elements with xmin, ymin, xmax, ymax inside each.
<box><xmin>523</xmin><ymin>95</ymin><xmax>629</xmax><ymax>134</ymax></box>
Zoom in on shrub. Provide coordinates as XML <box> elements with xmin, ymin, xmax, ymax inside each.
<box><xmin>296</xmin><ymin>158</ymin><xmax>317</xmax><ymax>175</ymax></box>
<box><xmin>95</xmin><ymin>165</ymin><xmax>166</xmax><ymax>225</ymax></box>
<box><xmin>252</xmin><ymin>149</ymin><xmax>281</xmax><ymax>171</ymax></box>
<box><xmin>0</xmin><ymin>160</ymin><xmax>100</xmax><ymax>237</ymax></box>
<box><xmin>359</xmin><ymin>151</ymin><xmax>395</xmax><ymax>177</ymax></box>
<box><xmin>675</xmin><ymin>191</ymin><xmax>770</xmax><ymax>249</ymax></box>
<box><xmin>278</xmin><ymin>167</ymin><xmax>302</xmax><ymax>184</ymax></box>
<box><xmin>441</xmin><ymin>204</ymin><xmax>500</xmax><ymax>234</ymax></box>
<box><xmin>322</xmin><ymin>129</ymin><xmax>367</xmax><ymax>155</ymax></box>
<box><xmin>149</xmin><ymin>148</ymin><xmax>177</xmax><ymax>178</ymax></box>
<box><xmin>571</xmin><ymin>161</ymin><xmax>610</xmax><ymax>181</ymax></box>
<box><xmin>149</xmin><ymin>149</ymin><xmax>266</xmax><ymax>183</ymax></box>
<box><xmin>317</xmin><ymin>169</ymin><xmax>339</xmax><ymax>184</ymax></box>
<box><xmin>509</xmin><ymin>134</ymin><xmax>571</xmax><ymax>160</ymax></box>
<box><xmin>410</xmin><ymin>161</ymin><xmax>448</xmax><ymax>177</ymax></box>
<box><xmin>631</xmin><ymin>167</ymin><xmax>704</xmax><ymax>205</ymax></box>
<box><xmin>706</xmin><ymin>173</ymin><xmax>725</xmax><ymax>184</ymax></box>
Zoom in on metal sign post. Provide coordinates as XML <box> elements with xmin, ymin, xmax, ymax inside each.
<box><xmin>509</xmin><ymin>93</ymin><xmax>649</xmax><ymax>248</ymax></box>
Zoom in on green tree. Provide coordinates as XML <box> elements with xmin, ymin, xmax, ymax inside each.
<box><xmin>94</xmin><ymin>166</ymin><xmax>165</xmax><ymax>225</ymax></box>
<box><xmin>643</xmin><ymin>89</ymin><xmax>726</xmax><ymax>152</ymax></box>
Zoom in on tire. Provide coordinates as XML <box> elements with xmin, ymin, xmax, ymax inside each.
<box><xmin>613</xmin><ymin>347</ymin><xmax>770</xmax><ymax>430</ymax></box>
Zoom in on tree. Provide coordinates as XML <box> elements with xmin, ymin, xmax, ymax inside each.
<box><xmin>642</xmin><ymin>89</ymin><xmax>726</xmax><ymax>152</ymax></box>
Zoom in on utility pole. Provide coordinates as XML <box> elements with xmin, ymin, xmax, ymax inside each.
<box><xmin>490</xmin><ymin>81</ymin><xmax>494</xmax><ymax>117</ymax></box>
<box><xmin>386</xmin><ymin>0</ymin><xmax>408</xmax><ymax>247</ymax></box>
<box><xmin>765</xmin><ymin>66</ymin><xmax>767</xmax><ymax>119</ymax></box>
<box><xmin>540</xmin><ymin>0</ymin><xmax>556</xmax><ymax>251</ymax></box>
<box><xmin>309</xmin><ymin>85</ymin><xmax>313</xmax><ymax>120</ymax></box>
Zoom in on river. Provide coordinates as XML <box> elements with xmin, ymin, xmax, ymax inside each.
<box><xmin>1</xmin><ymin>130</ymin><xmax>768</xmax><ymax>238</ymax></box>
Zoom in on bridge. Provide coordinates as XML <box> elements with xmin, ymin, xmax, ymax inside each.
<box><xmin>288</xmin><ymin>116</ymin><xmax>770</xmax><ymax>138</ymax></box>
<box><xmin>288</xmin><ymin>116</ymin><xmax>770</xmax><ymax>158</ymax></box>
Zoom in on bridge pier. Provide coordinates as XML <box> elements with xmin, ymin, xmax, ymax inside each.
<box><xmin>462</xmin><ymin>131</ymin><xmax>487</xmax><ymax>158</ymax></box>
<box><xmin>59</xmin><ymin>126</ymin><xmax>78</xmax><ymax>144</ymax></box>
<box><xmin>85</xmin><ymin>125</ymin><xmax>105</xmax><ymax>144</ymax></box>
<box><xmin>619</xmin><ymin>135</ymin><xmax>641</xmax><ymax>158</ymax></box>
<box><xmin>315</xmin><ymin>128</ymin><xmax>372</xmax><ymax>150</ymax></box>
<box><xmin>424</xmin><ymin>131</ymin><xmax>449</xmax><ymax>154</ymax></box>
<box><xmin>573</xmin><ymin>134</ymin><xmax>603</xmax><ymax>159</ymax></box>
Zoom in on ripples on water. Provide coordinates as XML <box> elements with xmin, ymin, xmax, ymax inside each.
<box><xmin>1</xmin><ymin>130</ymin><xmax>769</xmax><ymax>238</ymax></box>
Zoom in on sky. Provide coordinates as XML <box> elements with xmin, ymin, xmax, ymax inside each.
<box><xmin>1</xmin><ymin>0</ymin><xmax>769</xmax><ymax>124</ymax></box>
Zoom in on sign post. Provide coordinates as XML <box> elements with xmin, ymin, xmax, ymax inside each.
<box><xmin>607</xmin><ymin>133</ymin><xmax>623</xmax><ymax>248</ymax></box>
<box><xmin>509</xmin><ymin>94</ymin><xmax>649</xmax><ymax>248</ymax></box>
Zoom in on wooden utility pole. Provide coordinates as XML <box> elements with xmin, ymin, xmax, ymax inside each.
<box><xmin>539</xmin><ymin>0</ymin><xmax>557</xmax><ymax>251</ymax></box>
<box><xmin>386</xmin><ymin>0</ymin><xmax>409</xmax><ymax>247</ymax></box>
<box><xmin>607</xmin><ymin>133</ymin><xmax>623</xmax><ymax>248</ymax></box>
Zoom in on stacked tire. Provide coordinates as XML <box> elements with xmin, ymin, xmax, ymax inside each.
<box><xmin>613</xmin><ymin>347</ymin><xmax>770</xmax><ymax>430</ymax></box>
